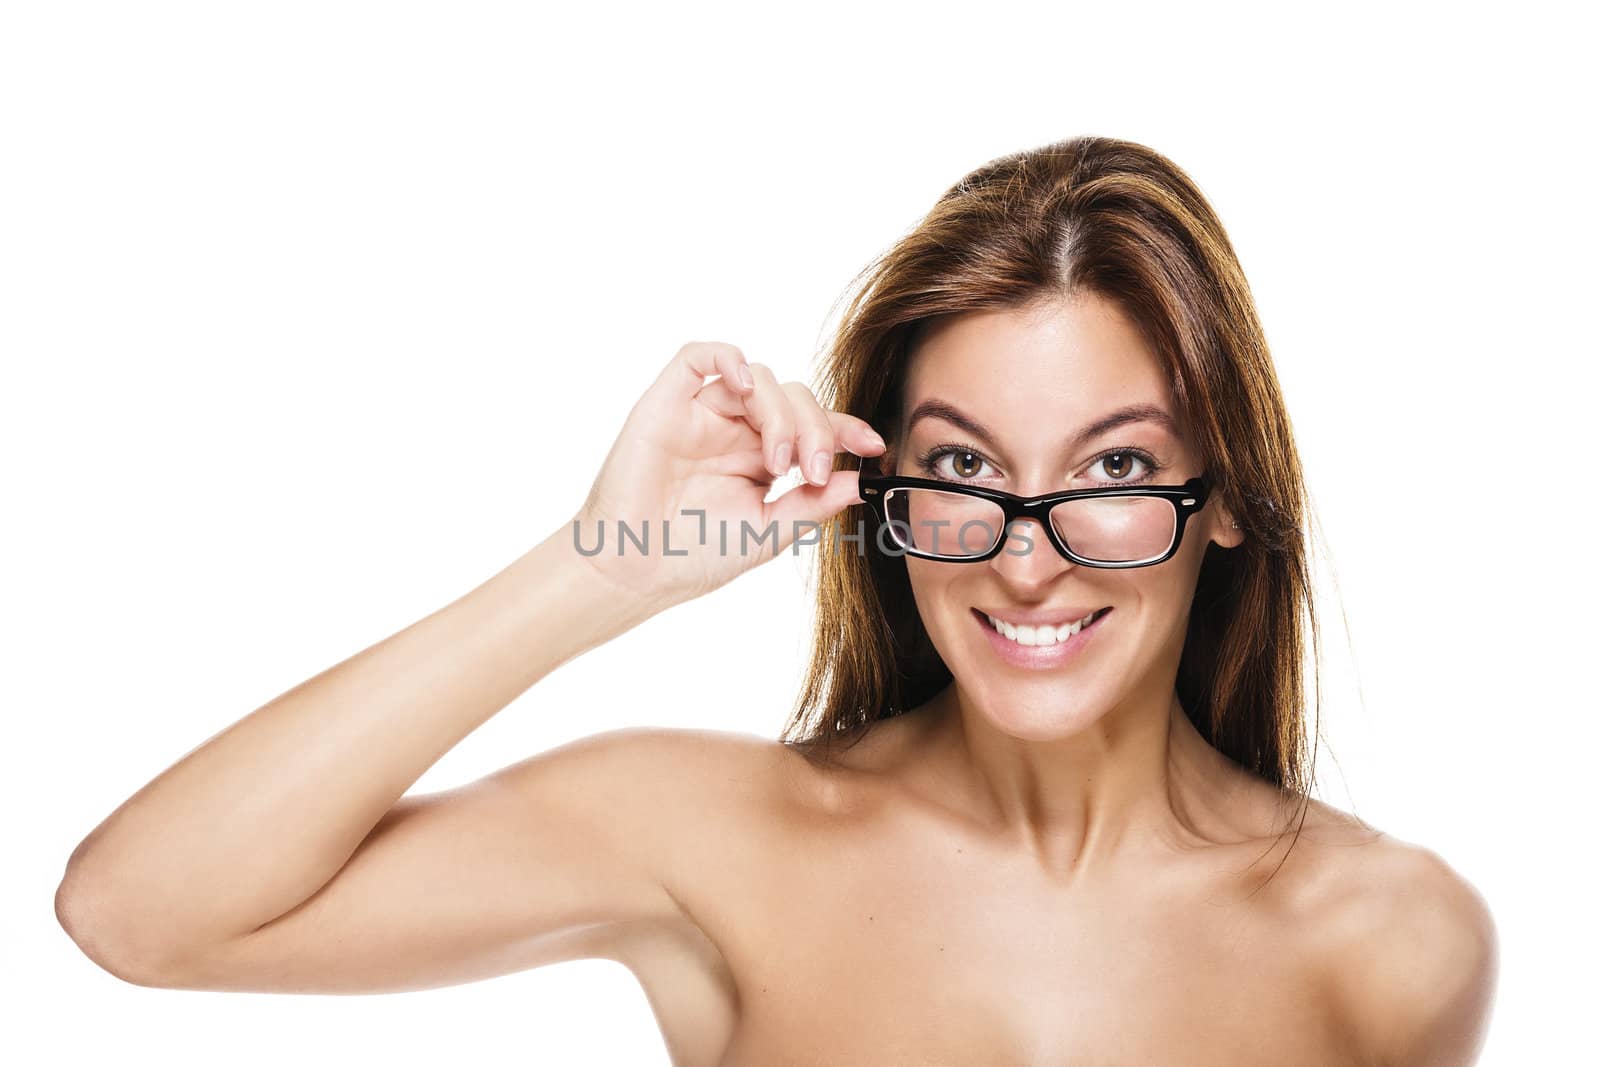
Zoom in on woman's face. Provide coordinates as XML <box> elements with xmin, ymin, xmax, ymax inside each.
<box><xmin>890</xmin><ymin>292</ymin><xmax>1243</xmax><ymax>741</ymax></box>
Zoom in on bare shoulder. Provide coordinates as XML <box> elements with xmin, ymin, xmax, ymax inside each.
<box><xmin>553</xmin><ymin>723</ymin><xmax>810</xmax><ymax>816</ymax></box>
<box><xmin>523</xmin><ymin>725</ymin><xmax>812</xmax><ymax>950</ymax></box>
<box><xmin>1217</xmin><ymin>794</ymin><xmax>1498</xmax><ymax>1065</ymax></box>
<box><xmin>563</xmin><ymin>723</ymin><xmax>825</xmax><ymax>848</ymax></box>
<box><xmin>598</xmin><ymin>723</ymin><xmax>819</xmax><ymax>796</ymax></box>
<box><xmin>1302</xmin><ymin>828</ymin><xmax>1499</xmax><ymax>1066</ymax></box>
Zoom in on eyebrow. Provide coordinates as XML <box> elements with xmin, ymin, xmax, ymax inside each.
<box><xmin>904</xmin><ymin>398</ymin><xmax>1181</xmax><ymax>452</ymax></box>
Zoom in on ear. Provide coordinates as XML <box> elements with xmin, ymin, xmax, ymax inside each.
<box><xmin>1209</xmin><ymin>498</ymin><xmax>1247</xmax><ymax>550</ymax></box>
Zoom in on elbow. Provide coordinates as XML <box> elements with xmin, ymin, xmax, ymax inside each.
<box><xmin>55</xmin><ymin>857</ymin><xmax>185</xmax><ymax>988</ymax></box>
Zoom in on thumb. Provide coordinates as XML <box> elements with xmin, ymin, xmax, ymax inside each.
<box><xmin>764</xmin><ymin>466</ymin><xmax>868</xmax><ymax>557</ymax></box>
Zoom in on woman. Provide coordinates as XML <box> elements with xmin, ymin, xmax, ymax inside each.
<box><xmin>55</xmin><ymin>136</ymin><xmax>1496</xmax><ymax>1065</ymax></box>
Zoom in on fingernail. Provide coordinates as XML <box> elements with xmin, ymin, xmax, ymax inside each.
<box><xmin>736</xmin><ymin>364</ymin><xmax>754</xmax><ymax>390</ymax></box>
<box><xmin>809</xmin><ymin>451</ymin><xmax>830</xmax><ymax>484</ymax></box>
<box><xmin>774</xmin><ymin>441</ymin><xmax>791</xmax><ymax>474</ymax></box>
<box><xmin>865</xmin><ymin>430</ymin><xmax>886</xmax><ymax>449</ymax></box>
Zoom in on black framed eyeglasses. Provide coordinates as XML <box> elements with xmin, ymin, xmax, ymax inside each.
<box><xmin>854</xmin><ymin>453</ymin><xmax>1212</xmax><ymax>568</ymax></box>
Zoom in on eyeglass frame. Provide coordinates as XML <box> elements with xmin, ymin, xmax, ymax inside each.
<box><xmin>853</xmin><ymin>453</ymin><xmax>1214</xmax><ymax>568</ymax></box>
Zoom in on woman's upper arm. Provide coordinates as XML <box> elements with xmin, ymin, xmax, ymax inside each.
<box><xmin>142</xmin><ymin>727</ymin><xmax>707</xmax><ymax>994</ymax></box>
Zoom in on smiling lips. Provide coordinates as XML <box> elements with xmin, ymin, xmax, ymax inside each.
<box><xmin>977</xmin><ymin>607</ymin><xmax>1109</xmax><ymax>646</ymax></box>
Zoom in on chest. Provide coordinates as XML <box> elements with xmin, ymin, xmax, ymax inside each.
<box><xmin>720</xmin><ymin>881</ymin><xmax>1344</xmax><ymax>1065</ymax></box>
<box><xmin>642</xmin><ymin>822</ymin><xmax>1360</xmax><ymax>1066</ymax></box>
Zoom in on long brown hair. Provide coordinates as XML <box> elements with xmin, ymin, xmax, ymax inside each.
<box><xmin>782</xmin><ymin>135</ymin><xmax>1340</xmax><ymax>852</ymax></box>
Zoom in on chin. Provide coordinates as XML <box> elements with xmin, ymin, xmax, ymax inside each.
<box><xmin>961</xmin><ymin>675</ymin><xmax>1113</xmax><ymax>741</ymax></box>
<box><xmin>924</xmin><ymin>600</ymin><xmax>1134</xmax><ymax>740</ymax></box>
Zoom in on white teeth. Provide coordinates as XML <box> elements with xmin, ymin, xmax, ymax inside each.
<box><xmin>984</xmin><ymin>611</ymin><xmax>1098</xmax><ymax>646</ymax></box>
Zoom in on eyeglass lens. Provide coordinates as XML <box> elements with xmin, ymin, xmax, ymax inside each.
<box><xmin>881</xmin><ymin>487</ymin><xmax>1177</xmax><ymax>564</ymax></box>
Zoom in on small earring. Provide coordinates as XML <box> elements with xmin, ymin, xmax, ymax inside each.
<box><xmin>1230</xmin><ymin>522</ymin><xmax>1241</xmax><ymax>529</ymax></box>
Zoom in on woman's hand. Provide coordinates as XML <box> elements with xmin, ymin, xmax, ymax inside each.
<box><xmin>570</xmin><ymin>341</ymin><xmax>886</xmax><ymax>613</ymax></box>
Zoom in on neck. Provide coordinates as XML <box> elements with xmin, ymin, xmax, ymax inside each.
<box><xmin>920</xmin><ymin>675</ymin><xmax>1250</xmax><ymax>877</ymax></box>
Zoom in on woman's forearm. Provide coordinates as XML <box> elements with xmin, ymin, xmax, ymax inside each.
<box><xmin>56</xmin><ymin>522</ymin><xmax>657</xmax><ymax>960</ymax></box>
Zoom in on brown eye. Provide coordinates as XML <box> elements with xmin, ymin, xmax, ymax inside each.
<box><xmin>1092</xmin><ymin>449</ymin><xmax>1156</xmax><ymax>483</ymax></box>
<box><xmin>918</xmin><ymin>445</ymin><xmax>996</xmax><ymax>481</ymax></box>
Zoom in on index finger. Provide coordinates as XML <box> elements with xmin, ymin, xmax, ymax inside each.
<box><xmin>824</xmin><ymin>411</ymin><xmax>888</xmax><ymax>457</ymax></box>
<box><xmin>655</xmin><ymin>341</ymin><xmax>756</xmax><ymax>403</ymax></box>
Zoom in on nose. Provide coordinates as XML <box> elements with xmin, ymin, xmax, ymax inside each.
<box><xmin>988</xmin><ymin>514</ymin><xmax>1075</xmax><ymax>592</ymax></box>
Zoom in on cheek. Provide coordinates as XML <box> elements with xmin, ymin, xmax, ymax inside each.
<box><xmin>1141</xmin><ymin>542</ymin><xmax>1207</xmax><ymax>632</ymax></box>
<box><xmin>904</xmin><ymin>558</ymin><xmax>947</xmax><ymax>613</ymax></box>
<box><xmin>904</xmin><ymin>560</ymin><xmax>967</xmax><ymax>641</ymax></box>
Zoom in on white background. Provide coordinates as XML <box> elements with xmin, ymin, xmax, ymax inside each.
<box><xmin>4</xmin><ymin>2</ymin><xmax>1593</xmax><ymax>1063</ymax></box>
